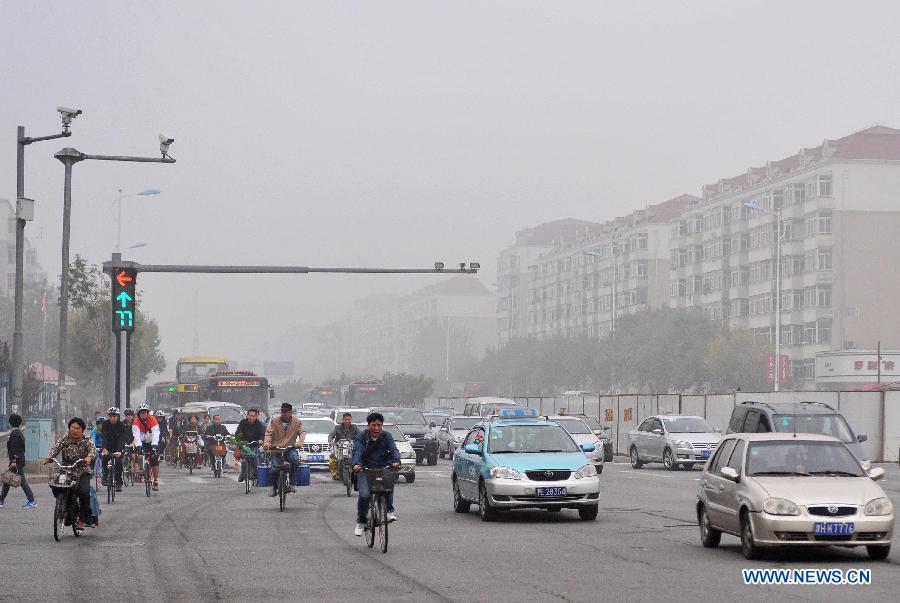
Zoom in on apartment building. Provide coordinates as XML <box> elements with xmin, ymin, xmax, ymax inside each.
<box><xmin>669</xmin><ymin>125</ymin><xmax>900</xmax><ymax>387</ymax></box>
<box><xmin>316</xmin><ymin>276</ymin><xmax>495</xmax><ymax>380</ymax></box>
<box><xmin>0</xmin><ymin>199</ymin><xmax>43</xmax><ymax>298</ymax></box>
<box><xmin>521</xmin><ymin>195</ymin><xmax>695</xmax><ymax>340</ymax></box>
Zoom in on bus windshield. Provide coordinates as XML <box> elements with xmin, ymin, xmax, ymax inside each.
<box><xmin>177</xmin><ymin>362</ymin><xmax>227</xmax><ymax>383</ymax></box>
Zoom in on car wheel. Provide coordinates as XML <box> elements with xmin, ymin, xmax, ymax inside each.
<box><xmin>698</xmin><ymin>505</ymin><xmax>721</xmax><ymax>548</ymax></box>
<box><xmin>867</xmin><ymin>544</ymin><xmax>891</xmax><ymax>561</ymax></box>
<box><xmin>478</xmin><ymin>482</ymin><xmax>497</xmax><ymax>522</ymax></box>
<box><xmin>578</xmin><ymin>505</ymin><xmax>599</xmax><ymax>521</ymax></box>
<box><xmin>740</xmin><ymin>512</ymin><xmax>761</xmax><ymax>560</ymax></box>
<box><xmin>596</xmin><ymin>464</ymin><xmax>603</xmax><ymax>475</ymax></box>
<box><xmin>405</xmin><ymin>473</ymin><xmax>415</xmax><ymax>484</ymax></box>
<box><xmin>630</xmin><ymin>446</ymin><xmax>643</xmax><ymax>469</ymax></box>
<box><xmin>427</xmin><ymin>452</ymin><xmax>438</xmax><ymax>466</ymax></box>
<box><xmin>663</xmin><ymin>448</ymin><xmax>677</xmax><ymax>471</ymax></box>
<box><xmin>452</xmin><ymin>477</ymin><xmax>470</xmax><ymax>514</ymax></box>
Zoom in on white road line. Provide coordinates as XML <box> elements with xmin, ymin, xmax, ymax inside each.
<box><xmin>617</xmin><ymin>470</ymin><xmax>687</xmax><ymax>480</ymax></box>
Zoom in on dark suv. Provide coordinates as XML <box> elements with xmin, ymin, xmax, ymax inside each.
<box><xmin>727</xmin><ymin>401</ymin><xmax>871</xmax><ymax>470</ymax></box>
<box><xmin>370</xmin><ymin>407</ymin><xmax>440</xmax><ymax>466</ymax></box>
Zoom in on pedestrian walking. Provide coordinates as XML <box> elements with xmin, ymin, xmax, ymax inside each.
<box><xmin>0</xmin><ymin>414</ymin><xmax>37</xmax><ymax>509</ymax></box>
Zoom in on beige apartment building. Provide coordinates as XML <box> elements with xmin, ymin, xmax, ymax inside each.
<box><xmin>669</xmin><ymin>125</ymin><xmax>900</xmax><ymax>387</ymax></box>
<box><xmin>1</xmin><ymin>199</ymin><xmax>43</xmax><ymax>299</ymax></box>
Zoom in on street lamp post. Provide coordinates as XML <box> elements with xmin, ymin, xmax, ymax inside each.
<box><xmin>116</xmin><ymin>188</ymin><xmax>160</xmax><ymax>254</ymax></box>
<box><xmin>11</xmin><ymin>109</ymin><xmax>79</xmax><ymax>415</ymax></box>
<box><xmin>744</xmin><ymin>201</ymin><xmax>786</xmax><ymax>391</ymax></box>
<box><xmin>53</xmin><ymin>142</ymin><xmax>175</xmax><ymax>428</ymax></box>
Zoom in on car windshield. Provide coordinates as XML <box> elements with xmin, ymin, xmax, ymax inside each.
<box><xmin>555</xmin><ymin>419</ymin><xmax>592</xmax><ymax>435</ymax></box>
<box><xmin>383</xmin><ymin>425</ymin><xmax>406</xmax><ymax>440</ymax></box>
<box><xmin>340</xmin><ymin>410</ymin><xmax>372</xmax><ymax>423</ymax></box>
<box><xmin>381</xmin><ymin>410</ymin><xmax>426</xmax><ymax>425</ymax></box>
<box><xmin>450</xmin><ymin>418</ymin><xmax>481</xmax><ymax>430</ymax></box>
<box><xmin>424</xmin><ymin>414</ymin><xmax>446</xmax><ymax>423</ymax></box>
<box><xmin>662</xmin><ymin>417</ymin><xmax>714</xmax><ymax>433</ymax></box>
<box><xmin>487</xmin><ymin>425</ymin><xmax>580</xmax><ymax>454</ymax></box>
<box><xmin>579</xmin><ymin>416</ymin><xmax>604</xmax><ymax>431</ymax></box>
<box><xmin>772</xmin><ymin>414</ymin><xmax>855</xmax><ymax>443</ymax></box>
<box><xmin>747</xmin><ymin>440</ymin><xmax>864</xmax><ymax>477</ymax></box>
<box><xmin>208</xmin><ymin>407</ymin><xmax>244</xmax><ymax>423</ymax></box>
<box><xmin>302</xmin><ymin>419</ymin><xmax>335</xmax><ymax>434</ymax></box>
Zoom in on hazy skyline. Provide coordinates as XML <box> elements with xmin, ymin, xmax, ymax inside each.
<box><xmin>3</xmin><ymin>1</ymin><xmax>900</xmax><ymax>380</ymax></box>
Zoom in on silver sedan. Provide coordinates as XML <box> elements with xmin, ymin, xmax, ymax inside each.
<box><xmin>629</xmin><ymin>415</ymin><xmax>721</xmax><ymax>470</ymax></box>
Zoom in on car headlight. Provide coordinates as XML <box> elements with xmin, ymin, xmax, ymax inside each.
<box><xmin>573</xmin><ymin>464</ymin><xmax>597</xmax><ymax>479</ymax></box>
<box><xmin>762</xmin><ymin>497</ymin><xmax>800</xmax><ymax>516</ymax></box>
<box><xmin>489</xmin><ymin>466</ymin><xmax>522</xmax><ymax>480</ymax></box>
<box><xmin>860</xmin><ymin>459</ymin><xmax>872</xmax><ymax>471</ymax></box>
<box><xmin>864</xmin><ymin>497</ymin><xmax>893</xmax><ymax>516</ymax></box>
<box><xmin>401</xmin><ymin>451</ymin><xmax>415</xmax><ymax>459</ymax></box>
<box><xmin>673</xmin><ymin>440</ymin><xmax>692</xmax><ymax>449</ymax></box>
<box><xmin>407</xmin><ymin>438</ymin><xmax>416</xmax><ymax>445</ymax></box>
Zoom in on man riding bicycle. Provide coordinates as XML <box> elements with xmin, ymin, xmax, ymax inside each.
<box><xmin>204</xmin><ymin>414</ymin><xmax>230</xmax><ymax>471</ymax></box>
<box><xmin>352</xmin><ymin>412</ymin><xmax>401</xmax><ymax>537</ymax></box>
<box><xmin>263</xmin><ymin>403</ymin><xmax>305</xmax><ymax>497</ymax></box>
<box><xmin>168</xmin><ymin>409</ymin><xmax>187</xmax><ymax>461</ymax></box>
<box><xmin>154</xmin><ymin>410</ymin><xmax>169</xmax><ymax>462</ymax></box>
<box><xmin>328</xmin><ymin>412</ymin><xmax>359</xmax><ymax>480</ymax></box>
<box><xmin>98</xmin><ymin>407</ymin><xmax>129</xmax><ymax>492</ymax></box>
<box><xmin>234</xmin><ymin>408</ymin><xmax>265</xmax><ymax>482</ymax></box>
<box><xmin>132</xmin><ymin>404</ymin><xmax>161</xmax><ymax>491</ymax></box>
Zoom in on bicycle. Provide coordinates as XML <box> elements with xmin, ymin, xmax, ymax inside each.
<box><xmin>122</xmin><ymin>445</ymin><xmax>135</xmax><ymax>487</ymax></box>
<box><xmin>181</xmin><ymin>431</ymin><xmax>200</xmax><ymax>475</ymax></box>
<box><xmin>361</xmin><ymin>466</ymin><xmax>396</xmax><ymax>553</ymax></box>
<box><xmin>103</xmin><ymin>452</ymin><xmax>121</xmax><ymax>504</ymax></box>
<box><xmin>209</xmin><ymin>434</ymin><xmax>228</xmax><ymax>479</ymax></box>
<box><xmin>235</xmin><ymin>440</ymin><xmax>262</xmax><ymax>494</ymax></box>
<box><xmin>47</xmin><ymin>459</ymin><xmax>86</xmax><ymax>542</ymax></box>
<box><xmin>336</xmin><ymin>440</ymin><xmax>354</xmax><ymax>497</ymax></box>
<box><xmin>268</xmin><ymin>446</ymin><xmax>300</xmax><ymax>512</ymax></box>
<box><xmin>135</xmin><ymin>447</ymin><xmax>152</xmax><ymax>497</ymax></box>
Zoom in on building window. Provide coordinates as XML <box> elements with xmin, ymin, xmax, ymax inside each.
<box><xmin>817</xmin><ymin>174</ymin><xmax>833</xmax><ymax>197</ymax></box>
<box><xmin>817</xmin><ymin>287</ymin><xmax>832</xmax><ymax>308</ymax></box>
<box><xmin>818</xmin><ymin>249</ymin><xmax>832</xmax><ymax>271</ymax></box>
<box><xmin>817</xmin><ymin>210</ymin><xmax>832</xmax><ymax>234</ymax></box>
<box><xmin>817</xmin><ymin>319</ymin><xmax>832</xmax><ymax>344</ymax></box>
<box><xmin>636</xmin><ymin>261</ymin><xmax>648</xmax><ymax>278</ymax></box>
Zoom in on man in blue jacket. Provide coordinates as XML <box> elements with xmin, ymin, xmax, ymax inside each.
<box><xmin>351</xmin><ymin>412</ymin><xmax>401</xmax><ymax>537</ymax></box>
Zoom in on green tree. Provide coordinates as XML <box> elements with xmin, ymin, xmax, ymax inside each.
<box><xmin>382</xmin><ymin>372</ymin><xmax>433</xmax><ymax>406</ymax></box>
<box><xmin>703</xmin><ymin>330</ymin><xmax>771</xmax><ymax>392</ymax></box>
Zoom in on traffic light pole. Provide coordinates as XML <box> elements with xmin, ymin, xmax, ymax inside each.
<box><xmin>102</xmin><ymin>256</ymin><xmax>479</xmax><ymax>410</ymax></box>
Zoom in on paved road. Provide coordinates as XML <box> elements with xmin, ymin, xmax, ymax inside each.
<box><xmin>0</xmin><ymin>459</ymin><xmax>898</xmax><ymax>602</ymax></box>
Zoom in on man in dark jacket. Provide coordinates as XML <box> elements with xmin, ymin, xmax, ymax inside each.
<box><xmin>98</xmin><ymin>407</ymin><xmax>130</xmax><ymax>490</ymax></box>
<box><xmin>0</xmin><ymin>414</ymin><xmax>36</xmax><ymax>509</ymax></box>
<box><xmin>351</xmin><ymin>412</ymin><xmax>401</xmax><ymax>537</ymax></box>
<box><xmin>204</xmin><ymin>414</ymin><xmax>230</xmax><ymax>470</ymax></box>
<box><xmin>234</xmin><ymin>409</ymin><xmax>265</xmax><ymax>482</ymax></box>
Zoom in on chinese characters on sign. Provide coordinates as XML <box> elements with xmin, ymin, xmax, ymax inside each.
<box><xmin>853</xmin><ymin>360</ymin><xmax>896</xmax><ymax>371</ymax></box>
<box><xmin>767</xmin><ymin>354</ymin><xmax>791</xmax><ymax>384</ymax></box>
<box><xmin>604</xmin><ymin>408</ymin><xmax>614</xmax><ymax>422</ymax></box>
<box><xmin>623</xmin><ymin>408</ymin><xmax>632</xmax><ymax>421</ymax></box>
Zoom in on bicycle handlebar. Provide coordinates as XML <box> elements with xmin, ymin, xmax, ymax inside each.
<box><xmin>49</xmin><ymin>458</ymin><xmax>86</xmax><ymax>469</ymax></box>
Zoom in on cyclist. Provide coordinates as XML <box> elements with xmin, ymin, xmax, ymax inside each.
<box><xmin>98</xmin><ymin>407</ymin><xmax>129</xmax><ymax>492</ymax></box>
<box><xmin>204</xmin><ymin>414</ymin><xmax>230</xmax><ymax>471</ymax></box>
<box><xmin>43</xmin><ymin>417</ymin><xmax>97</xmax><ymax>531</ymax></box>
<box><xmin>327</xmin><ymin>412</ymin><xmax>359</xmax><ymax>480</ymax></box>
<box><xmin>132</xmin><ymin>404</ymin><xmax>161</xmax><ymax>491</ymax></box>
<box><xmin>263</xmin><ymin>403</ymin><xmax>305</xmax><ymax>497</ymax></box>
<box><xmin>167</xmin><ymin>409</ymin><xmax>187</xmax><ymax>462</ymax></box>
<box><xmin>351</xmin><ymin>412</ymin><xmax>401</xmax><ymax>537</ymax></box>
<box><xmin>234</xmin><ymin>408</ymin><xmax>265</xmax><ymax>482</ymax></box>
<box><xmin>155</xmin><ymin>410</ymin><xmax>169</xmax><ymax>463</ymax></box>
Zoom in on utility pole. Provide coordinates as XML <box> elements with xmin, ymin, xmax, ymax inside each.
<box><xmin>12</xmin><ymin>110</ymin><xmax>77</xmax><ymax>417</ymax></box>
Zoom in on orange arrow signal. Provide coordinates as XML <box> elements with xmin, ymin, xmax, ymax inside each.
<box><xmin>116</xmin><ymin>270</ymin><xmax>134</xmax><ymax>288</ymax></box>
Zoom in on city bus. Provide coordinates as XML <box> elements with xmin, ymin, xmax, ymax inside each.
<box><xmin>197</xmin><ymin>370</ymin><xmax>273</xmax><ymax>411</ymax></box>
<box><xmin>308</xmin><ymin>385</ymin><xmax>341</xmax><ymax>407</ymax></box>
<box><xmin>175</xmin><ymin>357</ymin><xmax>229</xmax><ymax>405</ymax></box>
<box><xmin>145</xmin><ymin>381</ymin><xmax>177</xmax><ymax>411</ymax></box>
<box><xmin>342</xmin><ymin>379</ymin><xmax>386</xmax><ymax>407</ymax></box>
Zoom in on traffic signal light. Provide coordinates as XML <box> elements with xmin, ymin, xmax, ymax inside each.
<box><xmin>111</xmin><ymin>268</ymin><xmax>137</xmax><ymax>332</ymax></box>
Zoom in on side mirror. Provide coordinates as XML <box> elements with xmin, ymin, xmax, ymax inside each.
<box><xmin>868</xmin><ymin>467</ymin><xmax>885</xmax><ymax>481</ymax></box>
<box><xmin>720</xmin><ymin>467</ymin><xmax>740</xmax><ymax>482</ymax></box>
<box><xmin>463</xmin><ymin>444</ymin><xmax>480</xmax><ymax>455</ymax></box>
<box><xmin>652</xmin><ymin>429</ymin><xmax>663</xmax><ymax>436</ymax></box>
<box><xmin>581</xmin><ymin>443</ymin><xmax>596</xmax><ymax>453</ymax></box>
<box><xmin>857</xmin><ymin>434</ymin><xmax>868</xmax><ymax>443</ymax></box>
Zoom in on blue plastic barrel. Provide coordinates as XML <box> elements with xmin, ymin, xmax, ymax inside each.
<box><xmin>257</xmin><ymin>464</ymin><xmax>272</xmax><ymax>488</ymax></box>
<box><xmin>295</xmin><ymin>464</ymin><xmax>310</xmax><ymax>487</ymax></box>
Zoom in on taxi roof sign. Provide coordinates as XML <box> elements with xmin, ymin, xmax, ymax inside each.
<box><xmin>498</xmin><ymin>407</ymin><xmax>537</xmax><ymax>418</ymax></box>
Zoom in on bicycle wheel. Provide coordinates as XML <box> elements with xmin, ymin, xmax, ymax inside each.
<box><xmin>344</xmin><ymin>465</ymin><xmax>352</xmax><ymax>497</ymax></box>
<box><xmin>278</xmin><ymin>470</ymin><xmax>286</xmax><ymax>512</ymax></box>
<box><xmin>244</xmin><ymin>460</ymin><xmax>251</xmax><ymax>494</ymax></box>
<box><xmin>366</xmin><ymin>497</ymin><xmax>376</xmax><ymax>548</ymax></box>
<box><xmin>53</xmin><ymin>494</ymin><xmax>66</xmax><ymax>542</ymax></box>
<box><xmin>144</xmin><ymin>463</ymin><xmax>151</xmax><ymax>497</ymax></box>
<box><xmin>378</xmin><ymin>495</ymin><xmax>389</xmax><ymax>553</ymax></box>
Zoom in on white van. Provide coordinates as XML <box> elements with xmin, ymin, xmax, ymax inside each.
<box><xmin>462</xmin><ymin>397</ymin><xmax>518</xmax><ymax>417</ymax></box>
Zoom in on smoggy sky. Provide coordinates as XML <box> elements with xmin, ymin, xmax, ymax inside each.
<box><xmin>2</xmin><ymin>1</ymin><xmax>899</xmax><ymax>378</ymax></box>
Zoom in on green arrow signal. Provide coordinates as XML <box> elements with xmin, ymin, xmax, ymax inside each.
<box><xmin>116</xmin><ymin>291</ymin><xmax>133</xmax><ymax>309</ymax></box>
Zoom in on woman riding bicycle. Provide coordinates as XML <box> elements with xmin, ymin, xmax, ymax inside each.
<box><xmin>43</xmin><ymin>417</ymin><xmax>97</xmax><ymax>531</ymax></box>
<box><xmin>351</xmin><ymin>412</ymin><xmax>401</xmax><ymax>537</ymax></box>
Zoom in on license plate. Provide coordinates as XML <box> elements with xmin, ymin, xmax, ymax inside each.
<box><xmin>814</xmin><ymin>522</ymin><xmax>855</xmax><ymax>536</ymax></box>
<box><xmin>308</xmin><ymin>454</ymin><xmax>324</xmax><ymax>462</ymax></box>
<box><xmin>57</xmin><ymin>475</ymin><xmax>68</xmax><ymax>485</ymax></box>
<box><xmin>535</xmin><ymin>487</ymin><xmax>567</xmax><ymax>497</ymax></box>
<box><xmin>701</xmin><ymin>450</ymin><xmax>711</xmax><ymax>458</ymax></box>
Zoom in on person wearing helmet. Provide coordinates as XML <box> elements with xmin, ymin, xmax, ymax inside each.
<box><xmin>98</xmin><ymin>407</ymin><xmax>130</xmax><ymax>491</ymax></box>
<box><xmin>132</xmin><ymin>404</ymin><xmax>161</xmax><ymax>491</ymax></box>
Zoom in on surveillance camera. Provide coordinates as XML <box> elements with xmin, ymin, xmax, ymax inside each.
<box><xmin>159</xmin><ymin>133</ymin><xmax>175</xmax><ymax>158</ymax></box>
<box><xmin>57</xmin><ymin>106</ymin><xmax>83</xmax><ymax>118</ymax></box>
<box><xmin>459</xmin><ymin>262</ymin><xmax>467</xmax><ymax>270</ymax></box>
<box><xmin>469</xmin><ymin>262</ymin><xmax>481</xmax><ymax>270</ymax></box>
<box><xmin>434</xmin><ymin>262</ymin><xmax>445</xmax><ymax>270</ymax></box>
